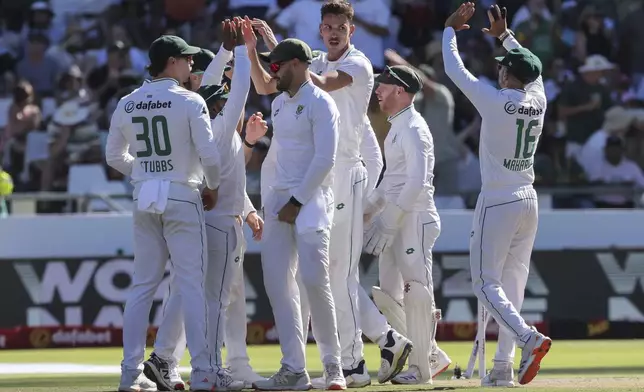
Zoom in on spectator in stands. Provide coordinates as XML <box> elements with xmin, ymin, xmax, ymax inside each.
<box><xmin>510</xmin><ymin>0</ymin><xmax>552</xmax><ymax>31</ymax></box>
<box><xmin>558</xmin><ymin>55</ymin><xmax>614</xmax><ymax>163</ymax></box>
<box><xmin>86</xmin><ymin>41</ymin><xmax>131</xmax><ymax>111</ymax></box>
<box><xmin>40</xmin><ymin>100</ymin><xmax>101</xmax><ymax>192</ymax></box>
<box><xmin>514</xmin><ymin>4</ymin><xmax>557</xmax><ymax>68</ymax></box>
<box><xmin>16</xmin><ymin>33</ymin><xmax>60</xmax><ymax>97</ymax></box>
<box><xmin>55</xmin><ymin>65</ymin><xmax>88</xmax><ymax>106</ymax></box>
<box><xmin>272</xmin><ymin>0</ymin><xmax>326</xmax><ymax>51</ymax></box>
<box><xmin>22</xmin><ymin>2</ymin><xmax>65</xmax><ymax>46</ymax></box>
<box><xmin>228</xmin><ymin>0</ymin><xmax>277</xmax><ymax>19</ymax></box>
<box><xmin>351</xmin><ymin>0</ymin><xmax>390</xmax><ymax>73</ymax></box>
<box><xmin>2</xmin><ymin>80</ymin><xmax>42</xmax><ymax>183</ymax></box>
<box><xmin>585</xmin><ymin>135</ymin><xmax>644</xmax><ymax>208</ymax></box>
<box><xmin>578</xmin><ymin>106</ymin><xmax>634</xmax><ymax>173</ymax></box>
<box><xmin>574</xmin><ymin>5</ymin><xmax>614</xmax><ymax>62</ymax></box>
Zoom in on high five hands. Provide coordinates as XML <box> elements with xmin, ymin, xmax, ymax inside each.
<box><xmin>445</xmin><ymin>2</ymin><xmax>475</xmax><ymax>31</ymax></box>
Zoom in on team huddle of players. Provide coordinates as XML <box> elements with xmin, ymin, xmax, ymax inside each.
<box><xmin>106</xmin><ymin>2</ymin><xmax>552</xmax><ymax>392</ymax></box>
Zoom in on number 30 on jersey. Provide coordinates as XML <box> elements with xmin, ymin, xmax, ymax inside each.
<box><xmin>132</xmin><ymin>115</ymin><xmax>174</xmax><ymax>173</ymax></box>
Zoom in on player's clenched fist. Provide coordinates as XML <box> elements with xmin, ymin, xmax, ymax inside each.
<box><xmin>245</xmin><ymin>112</ymin><xmax>268</xmax><ymax>144</ymax></box>
<box><xmin>201</xmin><ymin>187</ymin><xmax>218</xmax><ymax>211</ymax></box>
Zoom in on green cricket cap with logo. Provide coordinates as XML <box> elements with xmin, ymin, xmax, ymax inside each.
<box><xmin>375</xmin><ymin>65</ymin><xmax>423</xmax><ymax>94</ymax></box>
<box><xmin>148</xmin><ymin>35</ymin><xmax>201</xmax><ymax>68</ymax></box>
<box><xmin>197</xmin><ymin>84</ymin><xmax>230</xmax><ymax>105</ymax></box>
<box><xmin>259</xmin><ymin>38</ymin><xmax>313</xmax><ymax>64</ymax></box>
<box><xmin>495</xmin><ymin>47</ymin><xmax>542</xmax><ymax>84</ymax></box>
<box><xmin>192</xmin><ymin>48</ymin><xmax>215</xmax><ymax>74</ymax></box>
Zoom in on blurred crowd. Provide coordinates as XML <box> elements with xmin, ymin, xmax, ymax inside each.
<box><xmin>1</xmin><ymin>0</ymin><xmax>644</xmax><ymax>212</ymax></box>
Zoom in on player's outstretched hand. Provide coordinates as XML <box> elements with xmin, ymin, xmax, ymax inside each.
<box><xmin>222</xmin><ymin>19</ymin><xmax>236</xmax><ymax>51</ymax></box>
<box><xmin>251</xmin><ymin>18</ymin><xmax>278</xmax><ymax>51</ymax></box>
<box><xmin>482</xmin><ymin>4</ymin><xmax>508</xmax><ymax>38</ymax></box>
<box><xmin>233</xmin><ymin>17</ymin><xmax>245</xmax><ymax>46</ymax></box>
<box><xmin>245</xmin><ymin>112</ymin><xmax>268</xmax><ymax>144</ymax></box>
<box><xmin>445</xmin><ymin>2</ymin><xmax>475</xmax><ymax>31</ymax></box>
<box><xmin>241</xmin><ymin>16</ymin><xmax>258</xmax><ymax>51</ymax></box>
<box><xmin>246</xmin><ymin>211</ymin><xmax>264</xmax><ymax>240</ymax></box>
<box><xmin>202</xmin><ymin>187</ymin><xmax>219</xmax><ymax>211</ymax></box>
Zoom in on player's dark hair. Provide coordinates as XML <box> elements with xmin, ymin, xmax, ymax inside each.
<box><xmin>320</xmin><ymin>0</ymin><xmax>354</xmax><ymax>22</ymax></box>
<box><xmin>147</xmin><ymin>63</ymin><xmax>163</xmax><ymax>78</ymax></box>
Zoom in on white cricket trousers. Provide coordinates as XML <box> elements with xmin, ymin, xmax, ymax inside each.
<box><xmin>378</xmin><ymin>211</ymin><xmax>440</xmax><ymax>303</ymax></box>
<box><xmin>152</xmin><ymin>213</ymin><xmax>244</xmax><ymax>371</ymax></box>
<box><xmin>470</xmin><ymin>186</ymin><xmax>538</xmax><ymax>364</ymax></box>
<box><xmin>122</xmin><ymin>183</ymin><xmax>213</xmax><ymax>373</ymax></box>
<box><xmin>300</xmin><ymin>162</ymin><xmax>390</xmax><ymax>369</ymax></box>
<box><xmin>262</xmin><ymin>187</ymin><xmax>341</xmax><ymax>372</ymax></box>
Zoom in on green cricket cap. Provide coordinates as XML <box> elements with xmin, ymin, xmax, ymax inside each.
<box><xmin>192</xmin><ymin>48</ymin><xmax>215</xmax><ymax>74</ymax></box>
<box><xmin>197</xmin><ymin>84</ymin><xmax>229</xmax><ymax>105</ymax></box>
<box><xmin>495</xmin><ymin>47</ymin><xmax>542</xmax><ymax>84</ymax></box>
<box><xmin>148</xmin><ymin>35</ymin><xmax>201</xmax><ymax>68</ymax></box>
<box><xmin>259</xmin><ymin>38</ymin><xmax>313</xmax><ymax>64</ymax></box>
<box><xmin>375</xmin><ymin>65</ymin><xmax>423</xmax><ymax>94</ymax></box>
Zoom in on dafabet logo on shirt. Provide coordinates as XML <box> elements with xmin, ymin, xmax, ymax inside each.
<box><xmin>124</xmin><ymin>100</ymin><xmax>172</xmax><ymax>114</ymax></box>
<box><xmin>504</xmin><ymin>101</ymin><xmax>543</xmax><ymax>117</ymax></box>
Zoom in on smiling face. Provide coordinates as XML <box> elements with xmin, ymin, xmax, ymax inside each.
<box><xmin>375</xmin><ymin>82</ymin><xmax>403</xmax><ymax>115</ymax></box>
<box><xmin>270</xmin><ymin>59</ymin><xmax>296</xmax><ymax>92</ymax></box>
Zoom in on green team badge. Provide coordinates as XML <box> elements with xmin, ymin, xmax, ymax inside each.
<box><xmin>336</xmin><ymin>203</ymin><xmax>345</xmax><ymax>210</ymax></box>
<box><xmin>406</xmin><ymin>248</ymin><xmax>415</xmax><ymax>255</ymax></box>
<box><xmin>296</xmin><ymin>105</ymin><xmax>304</xmax><ymax>116</ymax></box>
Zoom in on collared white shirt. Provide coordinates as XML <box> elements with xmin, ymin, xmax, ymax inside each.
<box><xmin>269</xmin><ymin>80</ymin><xmax>339</xmax><ymax>204</ymax></box>
<box><xmin>381</xmin><ymin>105</ymin><xmax>436</xmax><ymax>212</ymax></box>
<box><xmin>442</xmin><ymin>28</ymin><xmax>546</xmax><ymax>191</ymax></box>
<box><xmin>586</xmin><ymin>157</ymin><xmax>644</xmax><ymax>205</ymax></box>
<box><xmin>106</xmin><ymin>78</ymin><xmax>220</xmax><ymax>189</ymax></box>
<box><xmin>310</xmin><ymin>45</ymin><xmax>373</xmax><ymax>165</ymax></box>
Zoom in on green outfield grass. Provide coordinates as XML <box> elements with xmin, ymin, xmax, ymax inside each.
<box><xmin>0</xmin><ymin>340</ymin><xmax>642</xmax><ymax>391</ymax></box>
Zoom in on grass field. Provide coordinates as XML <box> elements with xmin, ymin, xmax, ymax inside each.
<box><xmin>0</xmin><ymin>340</ymin><xmax>642</xmax><ymax>391</ymax></box>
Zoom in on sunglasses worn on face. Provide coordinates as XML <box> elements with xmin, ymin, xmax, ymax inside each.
<box><xmin>384</xmin><ymin>66</ymin><xmax>409</xmax><ymax>88</ymax></box>
<box><xmin>270</xmin><ymin>62</ymin><xmax>283</xmax><ymax>73</ymax></box>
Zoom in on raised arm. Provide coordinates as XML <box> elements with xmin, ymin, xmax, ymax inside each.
<box><xmin>201</xmin><ymin>45</ymin><xmax>232</xmax><ymax>87</ymax></box>
<box><xmin>309</xmin><ymin>54</ymin><xmax>370</xmax><ymax>93</ymax></box>
<box><xmin>360</xmin><ymin>119</ymin><xmax>383</xmax><ymax>194</ymax></box>
<box><xmin>105</xmin><ymin>107</ymin><xmax>134</xmax><ymax>176</ymax></box>
<box><xmin>189</xmin><ymin>96</ymin><xmax>221</xmax><ymax>189</ymax></box>
<box><xmin>292</xmin><ymin>96</ymin><xmax>339</xmax><ymax>205</ymax></box>
<box><xmin>242</xmin><ymin>17</ymin><xmax>278</xmax><ymax>95</ymax></box>
<box><xmin>218</xmin><ymin>45</ymin><xmax>251</xmax><ymax>143</ymax></box>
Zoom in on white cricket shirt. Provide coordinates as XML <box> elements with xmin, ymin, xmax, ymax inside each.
<box><xmin>442</xmin><ymin>27</ymin><xmax>546</xmax><ymax>191</ymax></box>
<box><xmin>381</xmin><ymin>105</ymin><xmax>436</xmax><ymax>212</ymax></box>
<box><xmin>310</xmin><ymin>46</ymin><xmax>373</xmax><ymax>165</ymax></box>
<box><xmin>106</xmin><ymin>78</ymin><xmax>221</xmax><ymax>189</ymax></box>
<box><xmin>270</xmin><ymin>80</ymin><xmax>339</xmax><ymax>204</ymax></box>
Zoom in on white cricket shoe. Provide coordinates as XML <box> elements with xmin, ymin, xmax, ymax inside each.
<box><xmin>481</xmin><ymin>364</ymin><xmax>515</xmax><ymax>387</ymax></box>
<box><xmin>430</xmin><ymin>347</ymin><xmax>452</xmax><ymax>379</ymax></box>
<box><xmin>391</xmin><ymin>366</ymin><xmax>431</xmax><ymax>385</ymax></box>
<box><xmin>518</xmin><ymin>328</ymin><xmax>552</xmax><ymax>385</ymax></box>
<box><xmin>377</xmin><ymin>329</ymin><xmax>413</xmax><ymax>384</ymax></box>
<box><xmin>229</xmin><ymin>364</ymin><xmax>266</xmax><ymax>389</ymax></box>
<box><xmin>324</xmin><ymin>362</ymin><xmax>347</xmax><ymax>390</ymax></box>
<box><xmin>189</xmin><ymin>370</ymin><xmax>244</xmax><ymax>391</ymax></box>
<box><xmin>311</xmin><ymin>359</ymin><xmax>371</xmax><ymax>389</ymax></box>
<box><xmin>119</xmin><ymin>369</ymin><xmax>157</xmax><ymax>392</ymax></box>
<box><xmin>253</xmin><ymin>366</ymin><xmax>311</xmax><ymax>391</ymax></box>
<box><xmin>143</xmin><ymin>352</ymin><xmax>186</xmax><ymax>391</ymax></box>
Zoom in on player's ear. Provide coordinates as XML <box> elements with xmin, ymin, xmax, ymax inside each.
<box><xmin>349</xmin><ymin>23</ymin><xmax>355</xmax><ymax>36</ymax></box>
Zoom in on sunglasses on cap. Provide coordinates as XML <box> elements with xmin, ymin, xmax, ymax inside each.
<box><xmin>382</xmin><ymin>66</ymin><xmax>410</xmax><ymax>88</ymax></box>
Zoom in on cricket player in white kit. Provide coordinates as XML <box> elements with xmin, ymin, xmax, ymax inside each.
<box><xmin>246</xmin><ymin>35</ymin><xmax>345</xmax><ymax>391</ymax></box>
<box><xmin>362</xmin><ymin>65</ymin><xmax>445</xmax><ymax>385</ymax></box>
<box><xmin>442</xmin><ymin>3</ymin><xmax>552</xmax><ymax>386</ymax></box>
<box><xmin>107</xmin><ymin>35</ymin><xmax>221</xmax><ymax>392</ymax></box>
<box><xmin>306</xmin><ymin>1</ymin><xmax>412</xmax><ymax>386</ymax></box>
<box><xmin>143</xmin><ymin>20</ymin><xmax>267</xmax><ymax>391</ymax></box>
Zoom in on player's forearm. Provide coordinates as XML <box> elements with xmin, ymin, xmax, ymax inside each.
<box><xmin>248</xmin><ymin>48</ymin><xmax>277</xmax><ymax>95</ymax></box>
<box><xmin>243</xmin><ymin>191</ymin><xmax>256</xmax><ymax>218</ymax></box>
<box><xmin>106</xmin><ymin>153</ymin><xmax>134</xmax><ymax>176</ymax></box>
<box><xmin>360</xmin><ymin>121</ymin><xmax>383</xmax><ymax>193</ymax></box>
<box><xmin>105</xmin><ymin>131</ymin><xmax>134</xmax><ymax>176</ymax></box>
<box><xmin>201</xmin><ymin>46</ymin><xmax>233</xmax><ymax>87</ymax></box>
<box><xmin>442</xmin><ymin>27</ymin><xmax>475</xmax><ymax>91</ymax></box>
<box><xmin>202</xmin><ymin>164</ymin><xmax>221</xmax><ymax>190</ymax></box>
<box><xmin>222</xmin><ymin>47</ymin><xmax>251</xmax><ymax>139</ymax></box>
<box><xmin>308</xmin><ymin>71</ymin><xmax>349</xmax><ymax>93</ymax></box>
<box><xmin>293</xmin><ymin>155</ymin><xmax>335</xmax><ymax>204</ymax></box>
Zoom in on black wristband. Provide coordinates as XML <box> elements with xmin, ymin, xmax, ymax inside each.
<box><xmin>244</xmin><ymin>139</ymin><xmax>256</xmax><ymax>148</ymax></box>
<box><xmin>289</xmin><ymin>196</ymin><xmax>303</xmax><ymax>208</ymax></box>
